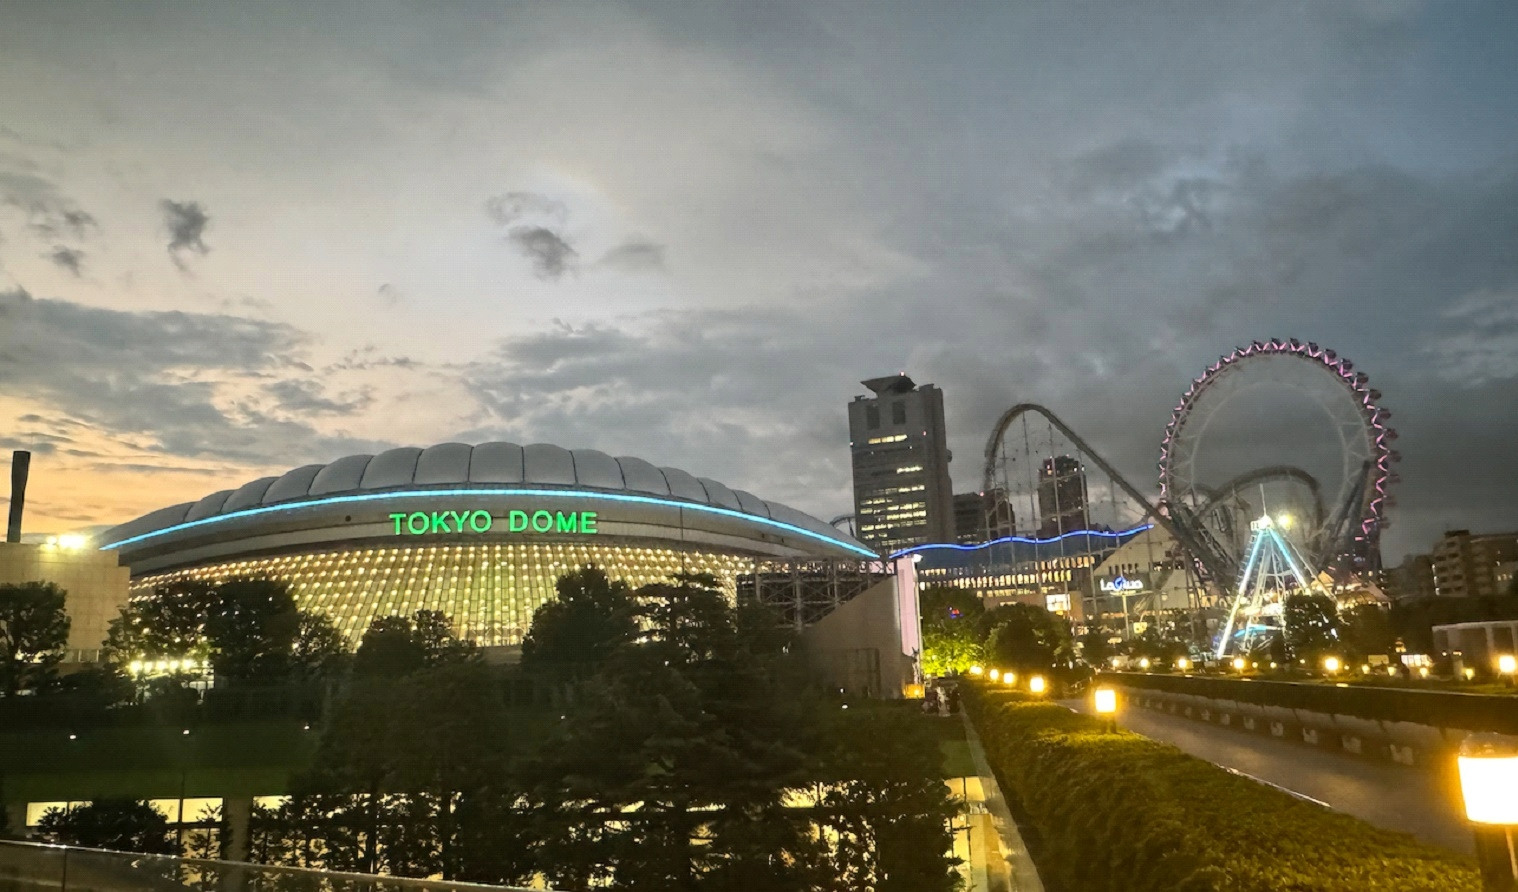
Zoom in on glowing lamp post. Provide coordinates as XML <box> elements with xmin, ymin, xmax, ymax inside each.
<box><xmin>969</xmin><ymin>665</ymin><xmax>983</xmax><ymax>676</ymax></box>
<box><xmin>1323</xmin><ymin>656</ymin><xmax>1341</xmax><ymax>676</ymax></box>
<box><xmin>1175</xmin><ymin>657</ymin><xmax>1190</xmax><ymax>672</ymax></box>
<box><xmin>1232</xmin><ymin>657</ymin><xmax>1246</xmax><ymax>673</ymax></box>
<box><xmin>1138</xmin><ymin>657</ymin><xmax>1151</xmax><ymax>671</ymax></box>
<box><xmin>1028</xmin><ymin>675</ymin><xmax>1047</xmax><ymax>696</ymax></box>
<box><xmin>1094</xmin><ymin>686</ymin><xmax>1118</xmax><ymax>733</ymax></box>
<box><xmin>1500</xmin><ymin>655</ymin><xmax>1516</xmax><ymax>687</ymax></box>
<box><xmin>1002</xmin><ymin>672</ymin><xmax>1017</xmax><ymax>686</ymax></box>
<box><xmin>1457</xmin><ymin>734</ymin><xmax>1518</xmax><ymax>886</ymax></box>
<box><xmin>989</xmin><ymin>669</ymin><xmax>1001</xmax><ymax>682</ymax></box>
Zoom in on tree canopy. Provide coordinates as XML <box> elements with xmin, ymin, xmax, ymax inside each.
<box><xmin>0</xmin><ymin>580</ymin><xmax>70</xmax><ymax>694</ymax></box>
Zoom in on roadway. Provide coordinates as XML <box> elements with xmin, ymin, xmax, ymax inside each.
<box><xmin>1061</xmin><ymin>699</ymin><xmax>1474</xmax><ymax>855</ymax></box>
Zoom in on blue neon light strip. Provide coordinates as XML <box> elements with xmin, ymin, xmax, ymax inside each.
<box><xmin>889</xmin><ymin>524</ymin><xmax>1153</xmax><ymax>559</ymax></box>
<box><xmin>98</xmin><ymin>488</ymin><xmax>879</xmax><ymax>559</ymax></box>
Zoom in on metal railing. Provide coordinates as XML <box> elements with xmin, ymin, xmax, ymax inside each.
<box><xmin>0</xmin><ymin>841</ymin><xmax>540</xmax><ymax>892</ymax></box>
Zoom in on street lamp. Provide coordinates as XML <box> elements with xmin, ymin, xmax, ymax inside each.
<box><xmin>1028</xmin><ymin>675</ymin><xmax>1047</xmax><ymax>695</ymax></box>
<box><xmin>1323</xmin><ymin>656</ymin><xmax>1341</xmax><ymax>675</ymax></box>
<box><xmin>1175</xmin><ymin>657</ymin><xmax>1189</xmax><ymax>672</ymax></box>
<box><xmin>1457</xmin><ymin>733</ymin><xmax>1518</xmax><ymax>886</ymax></box>
<box><xmin>1138</xmin><ymin>657</ymin><xmax>1151</xmax><ymax>671</ymax></box>
<box><xmin>969</xmin><ymin>665</ymin><xmax>983</xmax><ymax>676</ymax></box>
<box><xmin>1002</xmin><ymin>672</ymin><xmax>1017</xmax><ymax>686</ymax></box>
<box><xmin>989</xmin><ymin>669</ymin><xmax>1001</xmax><ymax>682</ymax></box>
<box><xmin>1094</xmin><ymin>686</ymin><xmax>1118</xmax><ymax>732</ymax></box>
<box><xmin>1499</xmin><ymin>654</ymin><xmax>1516</xmax><ymax>686</ymax></box>
<box><xmin>1232</xmin><ymin>657</ymin><xmax>1246</xmax><ymax>672</ymax></box>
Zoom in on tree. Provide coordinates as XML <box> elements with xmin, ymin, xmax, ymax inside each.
<box><xmin>103</xmin><ymin>579</ymin><xmax>216</xmax><ymax>667</ymax></box>
<box><xmin>0</xmin><ymin>581</ymin><xmax>70</xmax><ymax>695</ymax></box>
<box><xmin>292</xmin><ymin>610</ymin><xmax>350</xmax><ymax>679</ymax></box>
<box><xmin>639</xmin><ymin>572</ymin><xmax>737</xmax><ymax>663</ymax></box>
<box><xmin>982</xmin><ymin>603</ymin><xmax>1073</xmax><ymax>674</ymax></box>
<box><xmin>36</xmin><ymin>798</ymin><xmax>176</xmax><ymax>854</ymax></box>
<box><xmin>352</xmin><ymin>610</ymin><xmax>476</xmax><ymax>679</ymax></box>
<box><xmin>919</xmin><ymin>587</ymin><xmax>985</xmax><ymax>676</ymax></box>
<box><xmin>1284</xmin><ymin>593</ymin><xmax>1341</xmax><ymax>664</ymax></box>
<box><xmin>204</xmin><ymin>578</ymin><xmax>301</xmax><ymax>681</ymax></box>
<box><xmin>1078</xmin><ymin>627</ymin><xmax>1115</xmax><ymax>667</ymax></box>
<box><xmin>1340</xmin><ymin>604</ymin><xmax>1395</xmax><ymax>660</ymax></box>
<box><xmin>522</xmin><ymin>566</ymin><xmax>640</xmax><ymax>691</ymax></box>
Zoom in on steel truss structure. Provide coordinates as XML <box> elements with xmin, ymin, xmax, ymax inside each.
<box><xmin>736</xmin><ymin>559</ymin><xmax>889</xmax><ymax>631</ymax></box>
<box><xmin>1215</xmin><ymin>514</ymin><xmax>1319</xmax><ymax>659</ymax></box>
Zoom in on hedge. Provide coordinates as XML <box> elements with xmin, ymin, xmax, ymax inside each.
<box><xmin>1105</xmin><ymin>671</ymin><xmax>1518</xmax><ymax>734</ymax></box>
<box><xmin>964</xmin><ymin>684</ymin><xmax>1481</xmax><ymax>891</ymax></box>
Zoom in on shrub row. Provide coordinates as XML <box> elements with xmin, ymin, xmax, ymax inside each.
<box><xmin>1105</xmin><ymin>671</ymin><xmax>1518</xmax><ymax>734</ymax></box>
<box><xmin>964</xmin><ymin>684</ymin><xmax>1481</xmax><ymax>891</ymax></box>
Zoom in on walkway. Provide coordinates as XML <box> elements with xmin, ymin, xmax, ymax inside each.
<box><xmin>957</xmin><ymin>710</ymin><xmax>1044</xmax><ymax>891</ymax></box>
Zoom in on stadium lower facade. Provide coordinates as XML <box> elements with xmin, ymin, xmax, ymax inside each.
<box><xmin>98</xmin><ymin>442</ymin><xmax>878</xmax><ymax>648</ymax></box>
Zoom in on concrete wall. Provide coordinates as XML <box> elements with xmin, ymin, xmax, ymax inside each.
<box><xmin>799</xmin><ymin>577</ymin><xmax>916</xmax><ymax>698</ymax></box>
<box><xmin>0</xmin><ymin>542</ymin><xmax>129</xmax><ymax>658</ymax></box>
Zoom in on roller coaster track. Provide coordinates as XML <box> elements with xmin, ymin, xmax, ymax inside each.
<box><xmin>981</xmin><ymin>403</ymin><xmax>1235</xmax><ymax>589</ymax></box>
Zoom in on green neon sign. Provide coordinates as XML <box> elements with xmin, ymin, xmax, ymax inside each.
<box><xmin>388</xmin><ymin>509</ymin><xmax>598</xmax><ymax>536</ymax></box>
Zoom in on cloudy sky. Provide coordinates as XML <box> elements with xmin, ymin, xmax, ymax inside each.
<box><xmin>1</xmin><ymin>1</ymin><xmax>1515</xmax><ymax>562</ymax></box>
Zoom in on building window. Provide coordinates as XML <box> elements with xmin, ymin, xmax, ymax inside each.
<box><xmin>892</xmin><ymin>401</ymin><xmax>906</xmax><ymax>424</ymax></box>
<box><xmin>866</xmin><ymin>405</ymin><xmax>880</xmax><ymax>429</ymax></box>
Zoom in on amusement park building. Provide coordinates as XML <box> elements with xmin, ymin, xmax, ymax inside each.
<box><xmin>98</xmin><ymin>443</ymin><xmax>879</xmax><ymax>649</ymax></box>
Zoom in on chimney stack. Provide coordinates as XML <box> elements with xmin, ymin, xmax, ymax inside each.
<box><xmin>7</xmin><ymin>450</ymin><xmax>30</xmax><ymax>543</ymax></box>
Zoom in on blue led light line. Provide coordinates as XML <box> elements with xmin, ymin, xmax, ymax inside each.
<box><xmin>889</xmin><ymin>524</ymin><xmax>1154</xmax><ymax>559</ymax></box>
<box><xmin>98</xmin><ymin>488</ymin><xmax>879</xmax><ymax>559</ymax></box>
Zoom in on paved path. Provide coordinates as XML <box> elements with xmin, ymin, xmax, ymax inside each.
<box><xmin>958</xmin><ymin>710</ymin><xmax>1044</xmax><ymax>891</ymax></box>
<box><xmin>1062</xmin><ymin>699</ymin><xmax>1474</xmax><ymax>855</ymax></box>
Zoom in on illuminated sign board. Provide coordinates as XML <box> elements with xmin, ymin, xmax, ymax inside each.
<box><xmin>1100</xmin><ymin>576</ymin><xmax>1144</xmax><ymax>593</ymax></box>
<box><xmin>1045</xmin><ymin>593</ymin><xmax>1071</xmax><ymax>613</ymax></box>
<box><xmin>389</xmin><ymin>509</ymin><xmax>598</xmax><ymax>536</ymax></box>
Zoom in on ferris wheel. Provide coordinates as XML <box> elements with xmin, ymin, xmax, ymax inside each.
<box><xmin>1159</xmin><ymin>339</ymin><xmax>1398</xmax><ymax>589</ymax></box>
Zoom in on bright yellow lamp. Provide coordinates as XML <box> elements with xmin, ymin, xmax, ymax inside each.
<box><xmin>1138</xmin><ymin>657</ymin><xmax>1151</xmax><ymax>670</ymax></box>
<box><xmin>1094</xmin><ymin>686</ymin><xmax>1117</xmax><ymax>732</ymax></box>
<box><xmin>989</xmin><ymin>668</ymin><xmax>1001</xmax><ymax>682</ymax></box>
<box><xmin>1456</xmin><ymin>734</ymin><xmax>1518</xmax><ymax>883</ymax></box>
<box><xmin>1028</xmin><ymin>675</ymin><xmax>1047</xmax><ymax>695</ymax></box>
<box><xmin>1232</xmin><ymin>657</ymin><xmax>1246</xmax><ymax>672</ymax></box>
<box><xmin>1323</xmin><ymin>656</ymin><xmax>1341</xmax><ymax>675</ymax></box>
<box><xmin>1002</xmin><ymin>672</ymin><xmax>1017</xmax><ymax>686</ymax></box>
<box><xmin>1175</xmin><ymin>657</ymin><xmax>1189</xmax><ymax>672</ymax></box>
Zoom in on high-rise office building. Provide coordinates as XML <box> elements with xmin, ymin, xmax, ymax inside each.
<box><xmin>953</xmin><ymin>489</ymin><xmax>1015</xmax><ymax>545</ymax></box>
<box><xmin>848</xmin><ymin>374</ymin><xmax>954</xmax><ymax>552</ymax></box>
<box><xmin>1037</xmin><ymin>455</ymin><xmax>1089</xmax><ymax>539</ymax></box>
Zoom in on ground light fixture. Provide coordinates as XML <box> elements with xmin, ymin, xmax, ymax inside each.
<box><xmin>969</xmin><ymin>665</ymin><xmax>983</xmax><ymax>676</ymax></box>
<box><xmin>1028</xmin><ymin>675</ymin><xmax>1047</xmax><ymax>695</ymax></box>
<box><xmin>989</xmin><ymin>669</ymin><xmax>1000</xmax><ymax>682</ymax></box>
<box><xmin>1499</xmin><ymin>654</ymin><xmax>1516</xmax><ymax>683</ymax></box>
<box><xmin>1323</xmin><ymin>656</ymin><xmax>1341</xmax><ymax>675</ymax></box>
<box><xmin>1139</xmin><ymin>657</ymin><xmax>1151</xmax><ymax>670</ymax></box>
<box><xmin>1456</xmin><ymin>733</ymin><xmax>1518</xmax><ymax>884</ymax></box>
<box><xmin>1002</xmin><ymin>672</ymin><xmax>1017</xmax><ymax>686</ymax></box>
<box><xmin>1232</xmin><ymin>657</ymin><xmax>1246</xmax><ymax>672</ymax></box>
<box><xmin>1175</xmin><ymin>657</ymin><xmax>1190</xmax><ymax>672</ymax></box>
<box><xmin>1093</xmin><ymin>686</ymin><xmax>1118</xmax><ymax>732</ymax></box>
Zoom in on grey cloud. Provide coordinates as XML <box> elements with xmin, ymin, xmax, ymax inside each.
<box><xmin>46</xmin><ymin>245</ymin><xmax>84</xmax><ymax>275</ymax></box>
<box><xmin>159</xmin><ymin>199</ymin><xmax>210</xmax><ymax>267</ymax></box>
<box><xmin>0</xmin><ymin>170</ymin><xmax>95</xmax><ymax>239</ymax></box>
<box><xmin>0</xmin><ymin>287</ymin><xmax>388</xmax><ymax>464</ymax></box>
<box><xmin>484</xmin><ymin>191</ymin><xmax>567</xmax><ymax>226</ymax></box>
<box><xmin>599</xmin><ymin>239</ymin><xmax>666</xmax><ymax>272</ymax></box>
<box><xmin>377</xmin><ymin>283</ymin><xmax>403</xmax><ymax>307</ymax></box>
<box><xmin>264</xmin><ymin>379</ymin><xmax>374</xmax><ymax>416</ymax></box>
<box><xmin>508</xmin><ymin>225</ymin><xmax>578</xmax><ymax>279</ymax></box>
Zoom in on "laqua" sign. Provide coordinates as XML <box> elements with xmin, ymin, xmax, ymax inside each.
<box><xmin>389</xmin><ymin>509</ymin><xmax>599</xmax><ymax>536</ymax></box>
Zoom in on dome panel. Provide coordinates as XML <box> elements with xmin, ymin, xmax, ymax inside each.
<box><xmin>524</xmin><ymin>443</ymin><xmax>575</xmax><ymax>485</ymax></box>
<box><xmin>185</xmin><ymin>490</ymin><xmax>233</xmax><ymax>522</ymax></box>
<box><xmin>766</xmin><ymin>501</ymin><xmax>821</xmax><ymax>533</ymax></box>
<box><xmin>469</xmin><ymin>442</ymin><xmax>524</xmax><ymax>482</ymax></box>
<box><xmin>263</xmin><ymin>465</ymin><xmax>325</xmax><ymax>504</ymax></box>
<box><xmin>732</xmin><ymin>490</ymin><xmax>770</xmax><ymax>517</ymax></box>
<box><xmin>310</xmin><ymin>454</ymin><xmax>374</xmax><ymax>496</ymax></box>
<box><xmin>616</xmin><ymin>457</ymin><xmax>670</xmax><ymax>496</ymax></box>
<box><xmin>697</xmin><ymin>478</ymin><xmax>741</xmax><ymax>511</ymax></box>
<box><xmin>222</xmin><ymin>477</ymin><xmax>277</xmax><ymax>513</ymax></box>
<box><xmin>106</xmin><ymin>502</ymin><xmax>194</xmax><ymax>544</ymax></box>
<box><xmin>415</xmin><ymin>442</ymin><xmax>472</xmax><ymax>484</ymax></box>
<box><xmin>361</xmin><ymin>447</ymin><xmax>423</xmax><ymax>489</ymax></box>
<box><xmin>571</xmin><ymin>449</ymin><xmax>625</xmax><ymax>489</ymax></box>
<box><xmin>660</xmin><ymin>467</ymin><xmax>709</xmax><ymax>503</ymax></box>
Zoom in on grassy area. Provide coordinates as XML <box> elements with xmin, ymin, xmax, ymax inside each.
<box><xmin>0</xmin><ymin>720</ymin><xmax>318</xmax><ymax>803</ymax></box>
